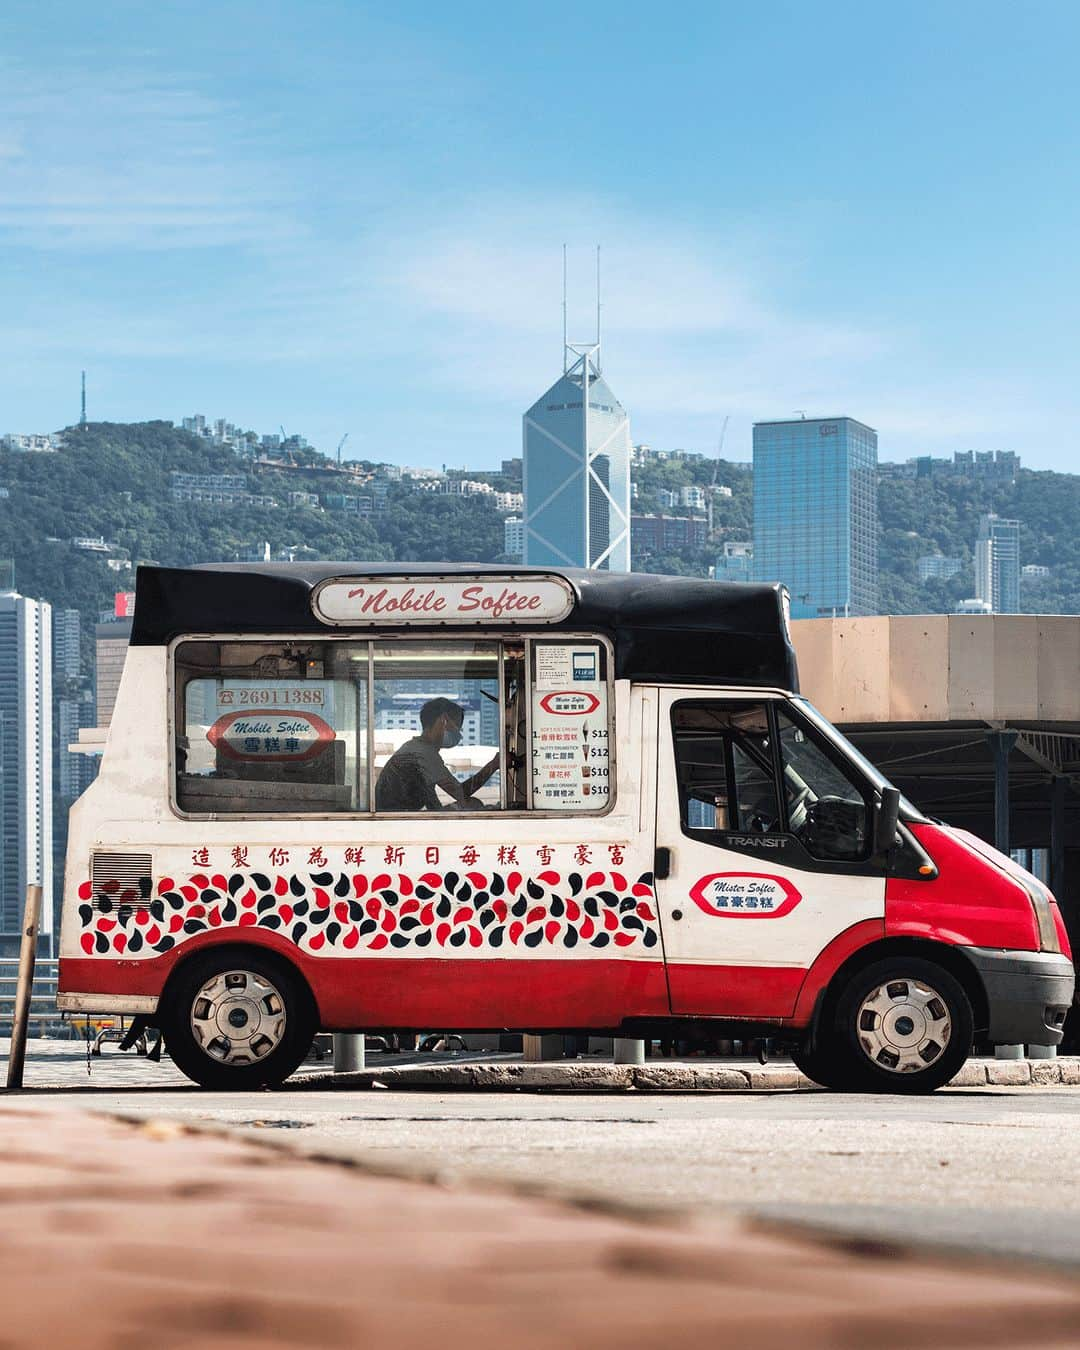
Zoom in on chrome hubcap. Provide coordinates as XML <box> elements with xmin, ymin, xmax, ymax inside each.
<box><xmin>856</xmin><ymin>977</ymin><xmax>951</xmax><ymax>1073</ymax></box>
<box><xmin>190</xmin><ymin>969</ymin><xmax>286</xmax><ymax>1065</ymax></box>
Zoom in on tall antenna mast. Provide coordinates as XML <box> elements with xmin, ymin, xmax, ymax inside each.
<box><xmin>562</xmin><ymin>244</ymin><xmax>568</xmax><ymax>374</ymax></box>
<box><xmin>595</xmin><ymin>245</ymin><xmax>602</xmax><ymax>372</ymax></box>
<box><xmin>79</xmin><ymin>370</ymin><xmax>87</xmax><ymax>427</ymax></box>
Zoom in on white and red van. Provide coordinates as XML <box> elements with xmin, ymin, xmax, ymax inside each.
<box><xmin>57</xmin><ymin>564</ymin><xmax>1074</xmax><ymax>1091</ymax></box>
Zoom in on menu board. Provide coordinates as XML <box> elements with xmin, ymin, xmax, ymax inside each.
<box><xmin>530</xmin><ymin>641</ymin><xmax>610</xmax><ymax>809</ymax></box>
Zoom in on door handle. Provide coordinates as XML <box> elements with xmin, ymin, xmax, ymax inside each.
<box><xmin>654</xmin><ymin>846</ymin><xmax>672</xmax><ymax>881</ymax></box>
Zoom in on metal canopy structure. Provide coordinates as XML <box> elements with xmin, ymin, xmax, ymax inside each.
<box><xmin>841</xmin><ymin>720</ymin><xmax>1080</xmax><ymax>848</ymax></box>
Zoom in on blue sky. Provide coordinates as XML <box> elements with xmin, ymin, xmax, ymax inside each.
<box><xmin>2</xmin><ymin>0</ymin><xmax>1079</xmax><ymax>470</ymax></box>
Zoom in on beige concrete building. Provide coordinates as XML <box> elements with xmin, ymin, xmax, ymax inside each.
<box><xmin>791</xmin><ymin>614</ymin><xmax>1080</xmax><ymax>932</ymax></box>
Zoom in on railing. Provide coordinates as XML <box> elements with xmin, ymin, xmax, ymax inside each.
<box><xmin>0</xmin><ymin>959</ymin><xmax>66</xmax><ymax>1038</ymax></box>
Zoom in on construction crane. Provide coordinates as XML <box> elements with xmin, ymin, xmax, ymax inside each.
<box><xmin>279</xmin><ymin>424</ymin><xmax>296</xmax><ymax>468</ymax></box>
<box><xmin>707</xmin><ymin>416</ymin><xmax>731</xmax><ymax>537</ymax></box>
<box><xmin>710</xmin><ymin>415</ymin><xmax>730</xmax><ymax>487</ymax></box>
<box><xmin>336</xmin><ymin>433</ymin><xmax>349</xmax><ymax>466</ymax></box>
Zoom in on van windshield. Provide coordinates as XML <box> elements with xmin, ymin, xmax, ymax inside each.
<box><xmin>790</xmin><ymin>697</ymin><xmax>927</xmax><ymax>822</ymax></box>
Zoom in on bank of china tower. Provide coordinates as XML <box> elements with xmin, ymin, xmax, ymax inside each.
<box><xmin>523</xmin><ymin>347</ymin><xmax>631</xmax><ymax>572</ymax></box>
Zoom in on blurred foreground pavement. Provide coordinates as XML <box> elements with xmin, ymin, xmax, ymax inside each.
<box><xmin>3</xmin><ymin>1097</ymin><xmax>1080</xmax><ymax>1350</ymax></box>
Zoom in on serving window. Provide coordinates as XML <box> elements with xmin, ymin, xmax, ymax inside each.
<box><xmin>173</xmin><ymin>635</ymin><xmax>612</xmax><ymax>817</ymax></box>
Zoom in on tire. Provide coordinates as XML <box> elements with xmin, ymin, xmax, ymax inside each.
<box><xmin>830</xmin><ymin>956</ymin><xmax>973</xmax><ymax>1094</ymax></box>
<box><xmin>789</xmin><ymin>1040</ymin><xmax>857</xmax><ymax>1091</ymax></box>
<box><xmin>161</xmin><ymin>949</ymin><xmax>317</xmax><ymax>1090</ymax></box>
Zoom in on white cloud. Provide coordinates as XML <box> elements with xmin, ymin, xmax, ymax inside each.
<box><xmin>0</xmin><ymin>65</ymin><xmax>293</xmax><ymax>249</ymax></box>
<box><xmin>1</xmin><ymin>62</ymin><xmax>1076</xmax><ymax>473</ymax></box>
<box><xmin>363</xmin><ymin>197</ymin><xmax>887</xmax><ymax>434</ymax></box>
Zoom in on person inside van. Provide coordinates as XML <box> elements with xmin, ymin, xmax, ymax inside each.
<box><xmin>375</xmin><ymin>697</ymin><xmax>500</xmax><ymax>811</ymax></box>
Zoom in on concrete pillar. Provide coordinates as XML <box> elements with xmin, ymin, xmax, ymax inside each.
<box><xmin>333</xmin><ymin>1033</ymin><xmax>365</xmax><ymax>1073</ymax></box>
<box><xmin>1051</xmin><ymin>776</ymin><xmax>1067</xmax><ymax>898</ymax></box>
<box><xmin>988</xmin><ymin>730</ymin><xmax>1018</xmax><ymax>855</ymax></box>
<box><xmin>1027</xmin><ymin>1044</ymin><xmax>1056</xmax><ymax>1059</ymax></box>
<box><xmin>995</xmin><ymin>1043</ymin><xmax>1024</xmax><ymax>1060</ymax></box>
<box><xmin>613</xmin><ymin>1038</ymin><xmax>645</xmax><ymax>1066</ymax></box>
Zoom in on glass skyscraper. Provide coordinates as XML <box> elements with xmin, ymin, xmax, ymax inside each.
<box><xmin>752</xmin><ymin>416</ymin><xmax>878</xmax><ymax>618</ymax></box>
<box><xmin>523</xmin><ymin>352</ymin><xmax>631</xmax><ymax>572</ymax></box>
<box><xmin>0</xmin><ymin>588</ymin><xmax>53</xmax><ymax>949</ymax></box>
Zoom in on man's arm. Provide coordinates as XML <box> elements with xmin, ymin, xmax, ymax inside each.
<box><xmin>460</xmin><ymin>753</ymin><xmax>500</xmax><ymax>801</ymax></box>
<box><xmin>430</xmin><ymin>753</ymin><xmax>499</xmax><ymax>806</ymax></box>
<box><xmin>433</xmin><ymin>761</ymin><xmax>467</xmax><ymax>804</ymax></box>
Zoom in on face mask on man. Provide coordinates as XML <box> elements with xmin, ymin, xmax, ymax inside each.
<box><xmin>442</xmin><ymin>721</ymin><xmax>463</xmax><ymax>749</ymax></box>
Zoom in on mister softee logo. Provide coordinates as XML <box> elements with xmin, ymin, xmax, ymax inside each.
<box><xmin>688</xmin><ymin>872</ymin><xmax>801</xmax><ymax>919</ymax></box>
<box><xmin>208</xmin><ymin>709</ymin><xmax>335</xmax><ymax>762</ymax></box>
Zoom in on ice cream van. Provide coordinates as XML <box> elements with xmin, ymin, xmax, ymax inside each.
<box><xmin>57</xmin><ymin>564</ymin><xmax>1074</xmax><ymax>1091</ymax></box>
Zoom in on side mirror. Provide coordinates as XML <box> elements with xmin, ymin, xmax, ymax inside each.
<box><xmin>874</xmin><ymin>786</ymin><xmax>901</xmax><ymax>857</ymax></box>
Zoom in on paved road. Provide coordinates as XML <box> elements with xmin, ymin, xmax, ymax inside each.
<box><xmin>20</xmin><ymin>1040</ymin><xmax>1080</xmax><ymax>1270</ymax></box>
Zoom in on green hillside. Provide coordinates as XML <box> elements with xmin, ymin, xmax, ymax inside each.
<box><xmin>0</xmin><ymin>421</ymin><xmax>505</xmax><ymax>657</ymax></box>
<box><xmin>1</xmin><ymin>423</ymin><xmax>1077</xmax><ymax>659</ymax></box>
<box><xmin>877</xmin><ymin>468</ymin><xmax>1080</xmax><ymax>615</ymax></box>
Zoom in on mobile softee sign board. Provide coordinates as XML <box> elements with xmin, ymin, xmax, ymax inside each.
<box><xmin>312</xmin><ymin>575</ymin><xmax>575</xmax><ymax>626</ymax></box>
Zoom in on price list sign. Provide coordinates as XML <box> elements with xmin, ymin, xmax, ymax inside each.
<box><xmin>530</xmin><ymin>641</ymin><xmax>610</xmax><ymax>809</ymax></box>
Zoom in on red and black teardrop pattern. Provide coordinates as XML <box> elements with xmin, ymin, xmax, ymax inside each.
<box><xmin>75</xmin><ymin>868</ymin><xmax>660</xmax><ymax>958</ymax></box>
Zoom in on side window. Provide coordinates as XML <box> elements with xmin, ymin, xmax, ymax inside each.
<box><xmin>176</xmin><ymin>641</ymin><xmax>367</xmax><ymax>815</ymax></box>
<box><xmin>372</xmin><ymin>642</ymin><xmax>505</xmax><ymax>812</ymax></box>
<box><xmin>672</xmin><ymin>702</ymin><xmax>782</xmax><ymax>836</ymax></box>
<box><xmin>775</xmin><ymin>708</ymin><xmax>869</xmax><ymax>861</ymax></box>
<box><xmin>175</xmin><ymin>636</ymin><xmax>613</xmax><ymax>816</ymax></box>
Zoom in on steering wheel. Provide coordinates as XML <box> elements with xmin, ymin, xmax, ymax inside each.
<box><xmin>788</xmin><ymin>785</ymin><xmax>813</xmax><ymax>830</ymax></box>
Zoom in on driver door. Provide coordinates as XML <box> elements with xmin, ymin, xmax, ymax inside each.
<box><xmin>654</xmin><ymin>691</ymin><xmax>886</xmax><ymax>1018</ymax></box>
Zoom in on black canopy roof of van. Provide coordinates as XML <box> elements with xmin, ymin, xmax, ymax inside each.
<box><xmin>131</xmin><ymin>562</ymin><xmax>799</xmax><ymax>691</ymax></box>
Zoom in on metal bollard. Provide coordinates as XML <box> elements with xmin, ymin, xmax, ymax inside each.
<box><xmin>613</xmin><ymin>1037</ymin><xmax>645</xmax><ymax>1066</ymax></box>
<box><xmin>333</xmin><ymin>1033</ymin><xmax>365</xmax><ymax>1074</ymax></box>
<box><xmin>994</xmin><ymin>1043</ymin><xmax>1024</xmax><ymax>1060</ymax></box>
<box><xmin>1027</xmin><ymin>1044</ymin><xmax>1057</xmax><ymax>1059</ymax></box>
<box><xmin>6</xmin><ymin>885</ymin><xmax>42</xmax><ymax>1089</ymax></box>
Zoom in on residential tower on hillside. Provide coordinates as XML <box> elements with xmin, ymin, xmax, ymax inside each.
<box><xmin>974</xmin><ymin>513</ymin><xmax>1021</xmax><ymax>613</ymax></box>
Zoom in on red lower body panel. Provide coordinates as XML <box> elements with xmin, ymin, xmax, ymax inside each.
<box><xmin>665</xmin><ymin>963</ymin><xmax>806</xmax><ymax>1019</ymax></box>
<box><xmin>61</xmin><ymin>944</ymin><xmax>670</xmax><ymax>1029</ymax></box>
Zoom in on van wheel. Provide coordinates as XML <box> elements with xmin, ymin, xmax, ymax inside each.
<box><xmin>832</xmin><ymin>957</ymin><xmax>973</xmax><ymax>1094</ymax></box>
<box><xmin>162</xmin><ymin>950</ymin><xmax>316</xmax><ymax>1090</ymax></box>
<box><xmin>789</xmin><ymin>1041</ymin><xmax>855</xmax><ymax>1091</ymax></box>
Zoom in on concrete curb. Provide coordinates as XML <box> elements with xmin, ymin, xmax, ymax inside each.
<box><xmin>296</xmin><ymin>1055</ymin><xmax>1080</xmax><ymax>1093</ymax></box>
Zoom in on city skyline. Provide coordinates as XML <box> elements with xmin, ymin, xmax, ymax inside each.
<box><xmin>3</xmin><ymin>4</ymin><xmax>1080</xmax><ymax>472</ymax></box>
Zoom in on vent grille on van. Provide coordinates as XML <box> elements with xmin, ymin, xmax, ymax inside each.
<box><xmin>89</xmin><ymin>852</ymin><xmax>153</xmax><ymax>913</ymax></box>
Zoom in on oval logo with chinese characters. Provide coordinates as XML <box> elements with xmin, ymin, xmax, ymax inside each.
<box><xmin>687</xmin><ymin>872</ymin><xmax>802</xmax><ymax>919</ymax></box>
<box><xmin>207</xmin><ymin>710</ymin><xmax>335</xmax><ymax>762</ymax></box>
<box><xmin>539</xmin><ymin>690</ymin><xmax>601</xmax><ymax>716</ymax></box>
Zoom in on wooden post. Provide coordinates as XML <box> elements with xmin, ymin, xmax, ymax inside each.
<box><xmin>6</xmin><ymin>884</ymin><xmax>42</xmax><ymax>1090</ymax></box>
